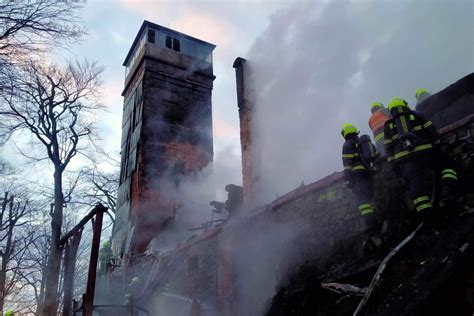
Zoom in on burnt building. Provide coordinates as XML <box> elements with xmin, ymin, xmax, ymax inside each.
<box><xmin>106</xmin><ymin>73</ymin><xmax>473</xmax><ymax>316</ymax></box>
<box><xmin>112</xmin><ymin>21</ymin><xmax>216</xmax><ymax>257</ymax></box>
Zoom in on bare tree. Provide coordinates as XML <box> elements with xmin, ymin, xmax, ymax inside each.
<box><xmin>0</xmin><ymin>0</ymin><xmax>85</xmax><ymax>107</ymax></box>
<box><xmin>0</xmin><ymin>192</ymin><xmax>35</xmax><ymax>314</ymax></box>
<box><xmin>78</xmin><ymin>165</ymin><xmax>119</xmax><ymax>223</ymax></box>
<box><xmin>0</xmin><ymin>60</ymin><xmax>104</xmax><ymax>315</ymax></box>
<box><xmin>16</xmin><ymin>222</ymin><xmax>50</xmax><ymax>316</ymax></box>
<box><xmin>0</xmin><ymin>0</ymin><xmax>84</xmax><ymax>62</ymax></box>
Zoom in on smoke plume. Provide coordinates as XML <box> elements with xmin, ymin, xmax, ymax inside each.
<box><xmin>247</xmin><ymin>0</ymin><xmax>473</xmax><ymax>202</ymax></box>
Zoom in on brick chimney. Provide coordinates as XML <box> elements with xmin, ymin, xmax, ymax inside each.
<box><xmin>233</xmin><ymin>57</ymin><xmax>260</xmax><ymax>206</ymax></box>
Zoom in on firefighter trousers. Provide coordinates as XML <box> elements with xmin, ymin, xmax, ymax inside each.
<box><xmin>398</xmin><ymin>155</ymin><xmax>435</xmax><ymax>215</ymax></box>
<box><xmin>350</xmin><ymin>174</ymin><xmax>379</xmax><ymax>235</ymax></box>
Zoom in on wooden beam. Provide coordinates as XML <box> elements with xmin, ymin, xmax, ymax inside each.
<box><xmin>60</xmin><ymin>204</ymin><xmax>107</xmax><ymax>247</ymax></box>
<box><xmin>83</xmin><ymin>206</ymin><xmax>106</xmax><ymax>316</ymax></box>
<box><xmin>62</xmin><ymin>228</ymin><xmax>83</xmax><ymax>316</ymax></box>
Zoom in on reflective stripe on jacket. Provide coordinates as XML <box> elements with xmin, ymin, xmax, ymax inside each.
<box><xmin>342</xmin><ymin>136</ymin><xmax>367</xmax><ymax>176</ymax></box>
<box><xmin>369</xmin><ymin>109</ymin><xmax>390</xmax><ymax>137</ymax></box>
<box><xmin>383</xmin><ymin>110</ymin><xmax>438</xmax><ymax>163</ymax></box>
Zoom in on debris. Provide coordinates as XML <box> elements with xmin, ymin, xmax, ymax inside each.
<box><xmin>459</xmin><ymin>243</ymin><xmax>469</xmax><ymax>252</ymax></box>
<box><xmin>353</xmin><ymin>223</ymin><xmax>423</xmax><ymax>316</ymax></box>
<box><xmin>321</xmin><ymin>282</ymin><xmax>367</xmax><ymax>296</ymax></box>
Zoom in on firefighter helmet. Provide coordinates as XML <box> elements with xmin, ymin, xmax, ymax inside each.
<box><xmin>371</xmin><ymin>101</ymin><xmax>383</xmax><ymax>110</ymax></box>
<box><xmin>341</xmin><ymin>123</ymin><xmax>359</xmax><ymax>138</ymax></box>
<box><xmin>388</xmin><ymin>97</ymin><xmax>410</xmax><ymax>111</ymax></box>
<box><xmin>415</xmin><ymin>88</ymin><xmax>430</xmax><ymax>99</ymax></box>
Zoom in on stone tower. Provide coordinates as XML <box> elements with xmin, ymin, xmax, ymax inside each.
<box><xmin>113</xmin><ymin>21</ymin><xmax>215</xmax><ymax>257</ymax></box>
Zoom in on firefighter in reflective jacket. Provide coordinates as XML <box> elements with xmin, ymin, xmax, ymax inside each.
<box><xmin>384</xmin><ymin>97</ymin><xmax>458</xmax><ymax>220</ymax></box>
<box><xmin>369</xmin><ymin>102</ymin><xmax>390</xmax><ymax>157</ymax></box>
<box><xmin>341</xmin><ymin>124</ymin><xmax>379</xmax><ymax>234</ymax></box>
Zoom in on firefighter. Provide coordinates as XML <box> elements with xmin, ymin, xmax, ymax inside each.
<box><xmin>415</xmin><ymin>88</ymin><xmax>431</xmax><ymax>105</ymax></box>
<box><xmin>368</xmin><ymin>102</ymin><xmax>390</xmax><ymax>157</ymax></box>
<box><xmin>384</xmin><ymin>97</ymin><xmax>458</xmax><ymax>223</ymax></box>
<box><xmin>341</xmin><ymin>124</ymin><xmax>379</xmax><ymax>235</ymax></box>
<box><xmin>124</xmin><ymin>276</ymin><xmax>140</xmax><ymax>306</ymax></box>
<box><xmin>99</xmin><ymin>240</ymin><xmax>113</xmax><ymax>275</ymax></box>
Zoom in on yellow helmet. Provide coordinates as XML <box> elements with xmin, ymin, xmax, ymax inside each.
<box><xmin>341</xmin><ymin>123</ymin><xmax>359</xmax><ymax>138</ymax></box>
<box><xmin>371</xmin><ymin>101</ymin><xmax>383</xmax><ymax>110</ymax></box>
<box><xmin>415</xmin><ymin>88</ymin><xmax>430</xmax><ymax>101</ymax></box>
<box><xmin>388</xmin><ymin>97</ymin><xmax>410</xmax><ymax>111</ymax></box>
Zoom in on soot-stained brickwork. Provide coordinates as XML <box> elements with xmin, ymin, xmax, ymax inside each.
<box><xmin>233</xmin><ymin>57</ymin><xmax>259</xmax><ymax>205</ymax></box>
<box><xmin>113</xmin><ymin>21</ymin><xmax>215</xmax><ymax>258</ymax></box>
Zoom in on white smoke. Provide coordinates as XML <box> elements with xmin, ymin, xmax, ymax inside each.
<box><xmin>147</xmin><ymin>144</ymin><xmax>241</xmax><ymax>253</ymax></box>
<box><xmin>247</xmin><ymin>0</ymin><xmax>473</xmax><ymax>202</ymax></box>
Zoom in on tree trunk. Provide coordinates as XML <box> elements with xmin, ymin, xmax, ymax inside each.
<box><xmin>42</xmin><ymin>169</ymin><xmax>64</xmax><ymax>315</ymax></box>
<box><xmin>0</xmin><ymin>194</ymin><xmax>14</xmax><ymax>315</ymax></box>
<box><xmin>35</xmin><ymin>253</ymin><xmax>48</xmax><ymax>316</ymax></box>
<box><xmin>0</xmin><ymin>247</ymin><xmax>8</xmax><ymax>316</ymax></box>
<box><xmin>36</xmin><ymin>260</ymin><xmax>47</xmax><ymax>316</ymax></box>
<box><xmin>0</xmin><ymin>193</ymin><xmax>7</xmax><ymax>314</ymax></box>
<box><xmin>0</xmin><ymin>268</ymin><xmax>5</xmax><ymax>316</ymax></box>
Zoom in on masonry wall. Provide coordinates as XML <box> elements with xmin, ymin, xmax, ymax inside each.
<box><xmin>130</xmin><ymin>52</ymin><xmax>215</xmax><ymax>254</ymax></box>
<box><xmin>113</xmin><ymin>62</ymin><xmax>145</xmax><ymax>257</ymax></box>
<box><xmin>114</xmin><ymin>40</ymin><xmax>216</xmax><ymax>256</ymax></box>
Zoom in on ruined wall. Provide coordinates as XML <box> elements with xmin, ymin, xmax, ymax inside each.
<box><xmin>128</xmin><ymin>230</ymin><xmax>222</xmax><ymax>315</ymax></box>
<box><xmin>113</xmin><ymin>63</ymin><xmax>145</xmax><ymax>257</ymax></box>
<box><xmin>165</xmin><ymin>234</ymin><xmax>218</xmax><ymax>309</ymax></box>
<box><xmin>417</xmin><ymin>73</ymin><xmax>474</xmax><ymax>128</ymax></box>
<box><xmin>113</xmin><ymin>38</ymin><xmax>216</xmax><ymax>256</ymax></box>
<box><xmin>130</xmin><ymin>51</ymin><xmax>215</xmax><ymax>254</ymax></box>
<box><xmin>417</xmin><ymin>72</ymin><xmax>474</xmax><ymax>180</ymax></box>
<box><xmin>128</xmin><ymin>171</ymin><xmax>365</xmax><ymax>316</ymax></box>
<box><xmin>218</xmin><ymin>172</ymin><xmax>368</xmax><ymax>316</ymax></box>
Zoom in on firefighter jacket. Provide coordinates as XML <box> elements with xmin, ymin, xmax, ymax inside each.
<box><xmin>383</xmin><ymin>109</ymin><xmax>438</xmax><ymax>163</ymax></box>
<box><xmin>369</xmin><ymin>108</ymin><xmax>390</xmax><ymax>143</ymax></box>
<box><xmin>342</xmin><ymin>136</ymin><xmax>368</xmax><ymax>177</ymax></box>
